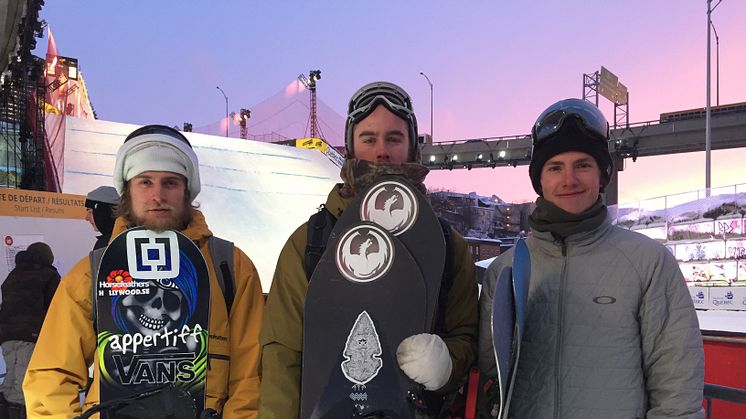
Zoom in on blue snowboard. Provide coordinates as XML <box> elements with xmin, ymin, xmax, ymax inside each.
<box><xmin>94</xmin><ymin>228</ymin><xmax>210</xmax><ymax>416</ymax></box>
<box><xmin>491</xmin><ymin>238</ymin><xmax>530</xmax><ymax>419</ymax></box>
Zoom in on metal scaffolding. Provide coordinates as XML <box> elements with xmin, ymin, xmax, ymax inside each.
<box><xmin>0</xmin><ymin>0</ymin><xmax>46</xmax><ymax>190</ymax></box>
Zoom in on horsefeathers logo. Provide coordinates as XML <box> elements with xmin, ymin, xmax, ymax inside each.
<box><xmin>106</xmin><ymin>269</ymin><xmax>132</xmax><ymax>292</ymax></box>
<box><xmin>360</xmin><ymin>180</ymin><xmax>418</xmax><ymax>236</ymax></box>
<box><xmin>335</xmin><ymin>225</ymin><xmax>394</xmax><ymax>283</ymax></box>
<box><xmin>126</xmin><ymin>230</ymin><xmax>180</xmax><ymax>279</ymax></box>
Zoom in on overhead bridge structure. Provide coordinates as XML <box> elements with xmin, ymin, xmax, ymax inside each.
<box><xmin>421</xmin><ymin>108</ymin><xmax>746</xmax><ymax>170</ymax></box>
<box><xmin>420</xmin><ymin>105</ymin><xmax>746</xmax><ymax>204</ymax></box>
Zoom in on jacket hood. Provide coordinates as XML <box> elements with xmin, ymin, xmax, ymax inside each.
<box><xmin>110</xmin><ymin>209</ymin><xmax>213</xmax><ymax>245</ymax></box>
<box><xmin>324</xmin><ymin>183</ymin><xmax>354</xmax><ymax>219</ymax></box>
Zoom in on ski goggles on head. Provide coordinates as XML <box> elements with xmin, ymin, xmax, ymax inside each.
<box><xmin>531</xmin><ymin>98</ymin><xmax>609</xmax><ymax>147</ymax></box>
<box><xmin>347</xmin><ymin>81</ymin><xmax>414</xmax><ymax>117</ymax></box>
<box><xmin>345</xmin><ymin>81</ymin><xmax>418</xmax><ymax>157</ymax></box>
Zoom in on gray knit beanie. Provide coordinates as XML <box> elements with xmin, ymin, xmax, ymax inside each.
<box><xmin>112</xmin><ymin>125</ymin><xmax>200</xmax><ymax>200</ymax></box>
<box><xmin>86</xmin><ymin>186</ymin><xmax>119</xmax><ymax>208</ymax></box>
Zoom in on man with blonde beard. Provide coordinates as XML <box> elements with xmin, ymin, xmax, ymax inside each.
<box><xmin>24</xmin><ymin>125</ymin><xmax>264</xmax><ymax>418</ymax></box>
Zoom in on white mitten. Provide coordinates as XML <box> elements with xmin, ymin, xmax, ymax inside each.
<box><xmin>396</xmin><ymin>333</ymin><xmax>452</xmax><ymax>391</ymax></box>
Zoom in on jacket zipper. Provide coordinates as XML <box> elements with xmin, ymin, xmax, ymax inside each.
<box><xmin>554</xmin><ymin>237</ymin><xmax>568</xmax><ymax>419</ymax></box>
<box><xmin>207</xmin><ymin>353</ymin><xmax>230</xmax><ymax>371</ymax></box>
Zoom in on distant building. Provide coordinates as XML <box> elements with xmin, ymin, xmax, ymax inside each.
<box><xmin>465</xmin><ymin>237</ymin><xmax>503</xmax><ymax>262</ymax></box>
<box><xmin>428</xmin><ymin>191</ymin><xmax>471</xmax><ymax>234</ymax></box>
<box><xmin>429</xmin><ymin>190</ymin><xmax>534</xmax><ymax>262</ymax></box>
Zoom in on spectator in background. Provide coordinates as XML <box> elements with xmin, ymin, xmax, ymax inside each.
<box><xmin>0</xmin><ymin>242</ymin><xmax>60</xmax><ymax>419</ymax></box>
<box><xmin>85</xmin><ymin>186</ymin><xmax>119</xmax><ymax>249</ymax></box>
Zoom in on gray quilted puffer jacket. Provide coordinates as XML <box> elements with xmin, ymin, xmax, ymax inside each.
<box><xmin>478</xmin><ymin>215</ymin><xmax>704</xmax><ymax>419</ymax></box>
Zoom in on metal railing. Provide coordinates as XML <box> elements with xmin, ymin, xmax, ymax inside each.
<box><xmin>702</xmin><ymin>333</ymin><xmax>746</xmax><ymax>418</ymax></box>
<box><xmin>704</xmin><ymin>383</ymin><xmax>746</xmax><ymax>419</ymax></box>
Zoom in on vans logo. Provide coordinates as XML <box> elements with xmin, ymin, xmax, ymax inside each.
<box><xmin>593</xmin><ymin>296</ymin><xmax>617</xmax><ymax>305</ymax></box>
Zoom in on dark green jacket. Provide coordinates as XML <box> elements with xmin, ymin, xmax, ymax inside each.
<box><xmin>259</xmin><ymin>184</ymin><xmax>478</xmax><ymax>419</ymax></box>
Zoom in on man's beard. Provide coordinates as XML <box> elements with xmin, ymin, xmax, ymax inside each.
<box><xmin>133</xmin><ymin>205</ymin><xmax>192</xmax><ymax>232</ymax></box>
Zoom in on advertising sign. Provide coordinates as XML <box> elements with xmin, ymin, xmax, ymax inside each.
<box><xmin>709</xmin><ymin>287</ymin><xmax>743</xmax><ymax>310</ymax></box>
<box><xmin>688</xmin><ymin>287</ymin><xmax>709</xmax><ymax>309</ymax></box>
<box><xmin>675</xmin><ymin>241</ymin><xmax>726</xmax><ymax>262</ymax></box>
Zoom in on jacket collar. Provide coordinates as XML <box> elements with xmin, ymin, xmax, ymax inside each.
<box><xmin>530</xmin><ymin>213</ymin><xmax>613</xmax><ymax>251</ymax></box>
<box><xmin>325</xmin><ymin>184</ymin><xmax>354</xmax><ymax>218</ymax></box>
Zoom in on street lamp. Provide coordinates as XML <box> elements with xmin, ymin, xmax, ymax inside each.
<box><xmin>706</xmin><ymin>0</ymin><xmax>724</xmax><ymax>195</ymax></box>
<box><xmin>710</xmin><ymin>20</ymin><xmax>720</xmax><ymax>106</ymax></box>
<box><xmin>216</xmin><ymin>86</ymin><xmax>228</xmax><ymax>137</ymax></box>
<box><xmin>419</xmin><ymin>72</ymin><xmax>434</xmax><ymax>141</ymax></box>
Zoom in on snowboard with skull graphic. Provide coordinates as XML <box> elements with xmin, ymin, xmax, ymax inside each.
<box><xmin>95</xmin><ymin>228</ymin><xmax>210</xmax><ymax>414</ymax></box>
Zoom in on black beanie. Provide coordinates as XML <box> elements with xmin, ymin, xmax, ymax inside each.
<box><xmin>27</xmin><ymin>242</ymin><xmax>54</xmax><ymax>265</ymax></box>
<box><xmin>528</xmin><ymin>118</ymin><xmax>613</xmax><ymax>196</ymax></box>
<box><xmin>92</xmin><ymin>204</ymin><xmax>116</xmax><ymax>236</ymax></box>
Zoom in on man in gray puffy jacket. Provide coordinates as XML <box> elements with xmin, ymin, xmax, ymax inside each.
<box><xmin>478</xmin><ymin>98</ymin><xmax>704</xmax><ymax>418</ymax></box>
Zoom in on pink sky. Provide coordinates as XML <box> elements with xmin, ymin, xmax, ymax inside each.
<box><xmin>427</xmin><ymin>149</ymin><xmax>746</xmax><ymax>205</ymax></box>
<box><xmin>38</xmin><ymin>1</ymin><xmax>746</xmax><ymax>204</ymax></box>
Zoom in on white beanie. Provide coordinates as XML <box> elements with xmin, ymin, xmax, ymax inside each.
<box><xmin>113</xmin><ymin>128</ymin><xmax>200</xmax><ymax>200</ymax></box>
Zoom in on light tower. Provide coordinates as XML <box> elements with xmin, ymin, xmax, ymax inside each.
<box><xmin>298</xmin><ymin>69</ymin><xmax>321</xmax><ymax>138</ymax></box>
<box><xmin>239</xmin><ymin>108</ymin><xmax>251</xmax><ymax>139</ymax></box>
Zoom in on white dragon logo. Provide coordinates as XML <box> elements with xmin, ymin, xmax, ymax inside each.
<box><xmin>362</xmin><ymin>182</ymin><xmax>418</xmax><ymax>235</ymax></box>
<box><xmin>336</xmin><ymin>226</ymin><xmax>393</xmax><ymax>283</ymax></box>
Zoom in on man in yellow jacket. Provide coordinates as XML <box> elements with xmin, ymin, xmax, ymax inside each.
<box><xmin>23</xmin><ymin>125</ymin><xmax>264</xmax><ymax>418</ymax></box>
<box><xmin>259</xmin><ymin>82</ymin><xmax>478</xmax><ymax>418</ymax></box>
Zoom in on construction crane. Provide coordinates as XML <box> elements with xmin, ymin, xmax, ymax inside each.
<box><xmin>298</xmin><ymin>69</ymin><xmax>321</xmax><ymax>138</ymax></box>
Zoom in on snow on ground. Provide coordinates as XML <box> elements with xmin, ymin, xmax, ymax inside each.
<box><xmin>697</xmin><ymin>309</ymin><xmax>746</xmax><ymax>335</ymax></box>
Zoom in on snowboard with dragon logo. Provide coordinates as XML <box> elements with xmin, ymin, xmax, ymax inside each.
<box><xmin>329</xmin><ymin>175</ymin><xmax>446</xmax><ymax>330</ymax></box>
<box><xmin>301</xmin><ymin>176</ymin><xmax>447</xmax><ymax>419</ymax></box>
<box><xmin>94</xmin><ymin>227</ymin><xmax>210</xmax><ymax>414</ymax></box>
